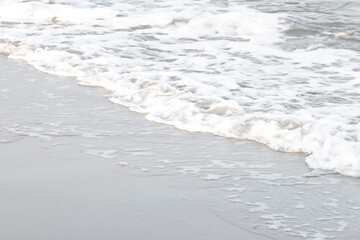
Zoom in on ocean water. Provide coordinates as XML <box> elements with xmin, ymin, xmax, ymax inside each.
<box><xmin>0</xmin><ymin>0</ymin><xmax>359</xmax><ymax>177</ymax></box>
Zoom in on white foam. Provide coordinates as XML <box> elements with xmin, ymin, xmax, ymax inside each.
<box><xmin>0</xmin><ymin>0</ymin><xmax>359</xmax><ymax>177</ymax></box>
<box><xmin>117</xmin><ymin>161</ymin><xmax>129</xmax><ymax>167</ymax></box>
<box><xmin>86</xmin><ymin>149</ymin><xmax>117</xmax><ymax>159</ymax></box>
<box><xmin>0</xmin><ymin>2</ymin><xmax>117</xmax><ymax>25</ymax></box>
<box><xmin>202</xmin><ymin>173</ymin><xmax>229</xmax><ymax>180</ymax></box>
<box><xmin>246</xmin><ymin>201</ymin><xmax>269</xmax><ymax>213</ymax></box>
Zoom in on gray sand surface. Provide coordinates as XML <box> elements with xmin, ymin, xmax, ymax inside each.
<box><xmin>1</xmin><ymin>56</ymin><xmax>360</xmax><ymax>240</ymax></box>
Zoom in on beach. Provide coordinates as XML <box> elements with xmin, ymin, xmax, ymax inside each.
<box><xmin>1</xmin><ymin>0</ymin><xmax>360</xmax><ymax>239</ymax></box>
<box><xmin>1</xmin><ymin>56</ymin><xmax>360</xmax><ymax>240</ymax></box>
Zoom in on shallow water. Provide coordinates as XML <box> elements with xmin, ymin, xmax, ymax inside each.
<box><xmin>0</xmin><ymin>0</ymin><xmax>359</xmax><ymax>176</ymax></box>
<box><xmin>1</xmin><ymin>55</ymin><xmax>360</xmax><ymax>240</ymax></box>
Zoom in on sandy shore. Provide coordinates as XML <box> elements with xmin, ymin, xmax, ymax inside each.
<box><xmin>1</xmin><ymin>55</ymin><xmax>360</xmax><ymax>240</ymax></box>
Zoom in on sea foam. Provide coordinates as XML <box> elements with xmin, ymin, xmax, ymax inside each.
<box><xmin>0</xmin><ymin>0</ymin><xmax>359</xmax><ymax>176</ymax></box>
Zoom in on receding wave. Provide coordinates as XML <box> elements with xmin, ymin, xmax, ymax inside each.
<box><xmin>0</xmin><ymin>0</ymin><xmax>359</xmax><ymax>177</ymax></box>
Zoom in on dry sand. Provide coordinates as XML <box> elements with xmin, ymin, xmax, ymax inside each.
<box><xmin>1</xmin><ymin>55</ymin><xmax>360</xmax><ymax>240</ymax></box>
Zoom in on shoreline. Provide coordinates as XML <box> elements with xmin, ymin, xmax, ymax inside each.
<box><xmin>1</xmin><ymin>55</ymin><xmax>360</xmax><ymax>239</ymax></box>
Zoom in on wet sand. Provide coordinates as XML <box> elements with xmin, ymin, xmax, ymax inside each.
<box><xmin>1</xmin><ymin>56</ymin><xmax>360</xmax><ymax>240</ymax></box>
